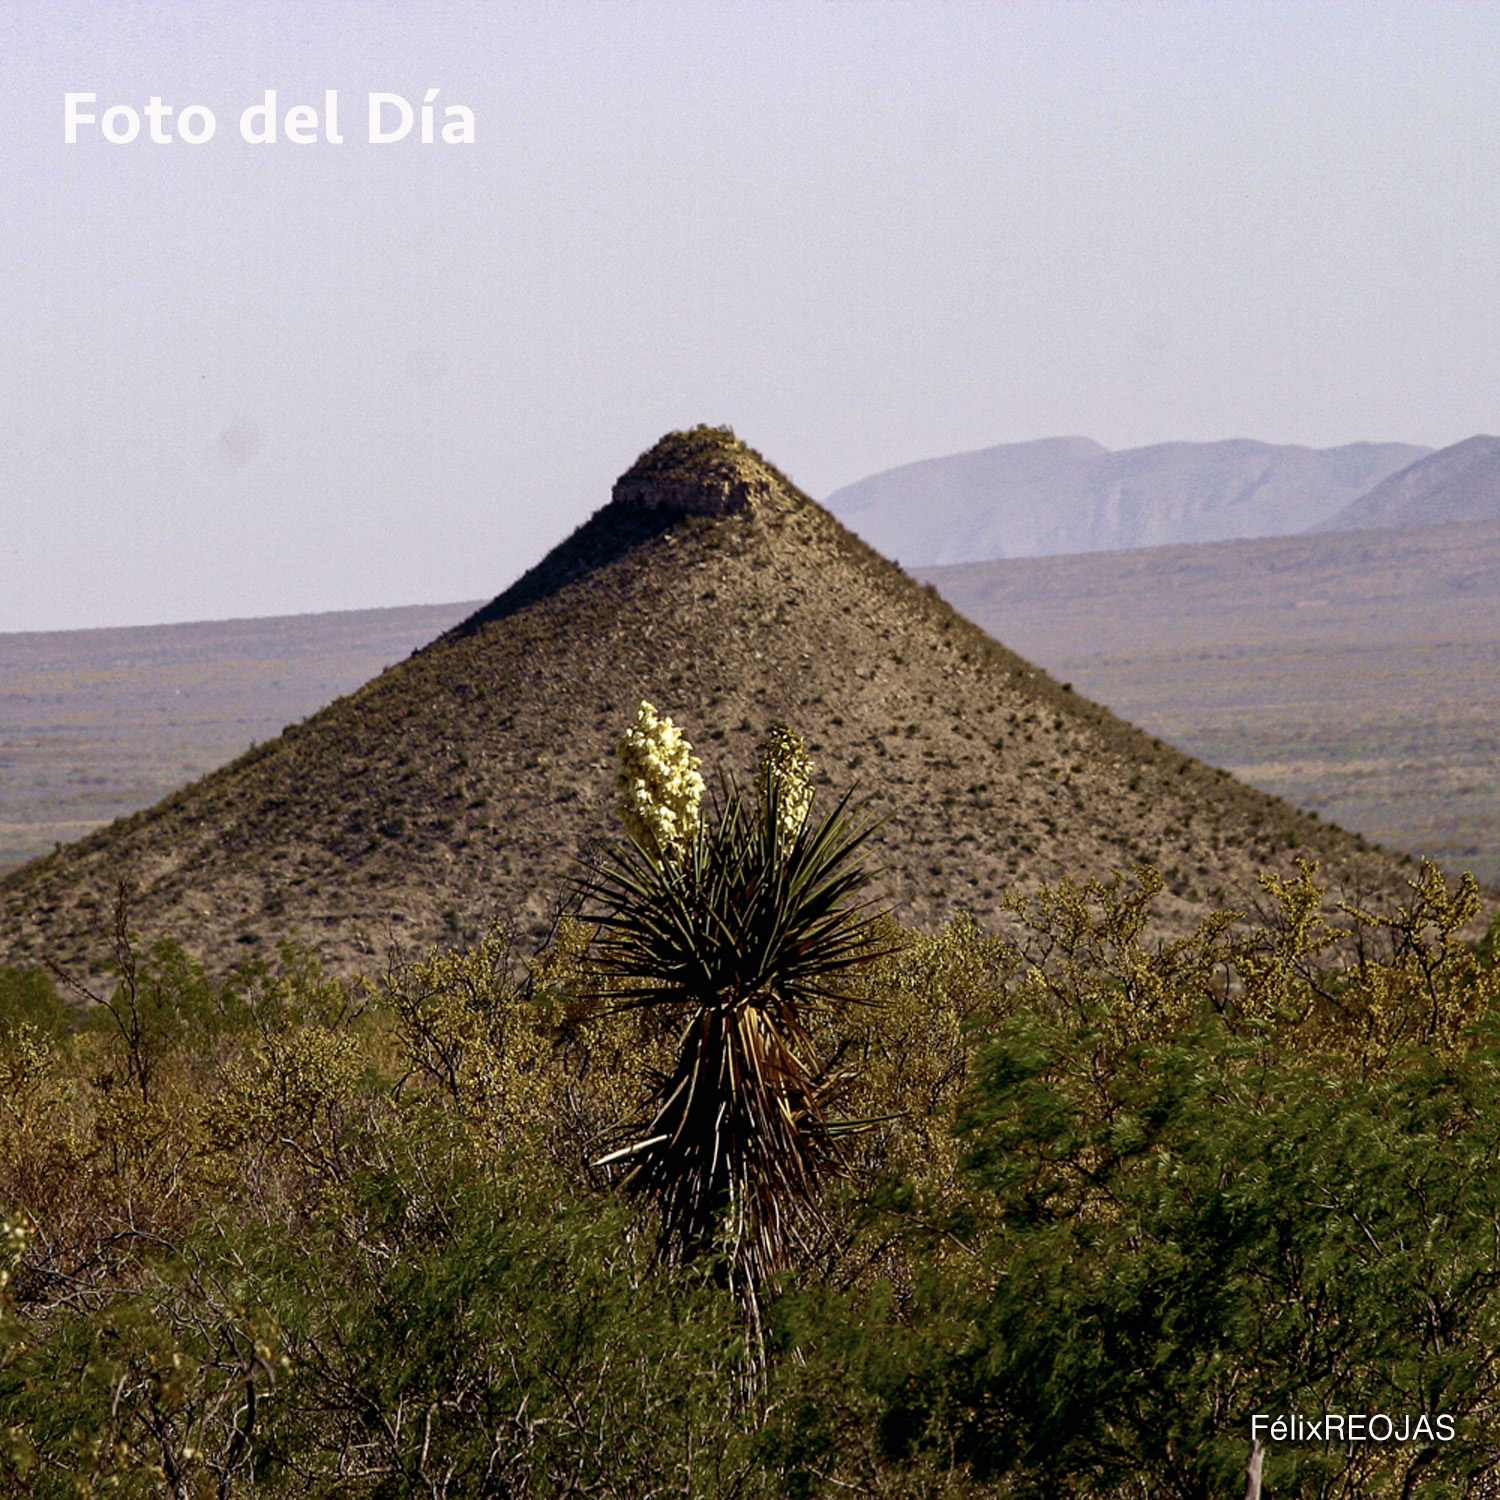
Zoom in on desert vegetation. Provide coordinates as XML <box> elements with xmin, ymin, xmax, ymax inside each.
<box><xmin>4</xmin><ymin>710</ymin><xmax>1500</xmax><ymax>1497</ymax></box>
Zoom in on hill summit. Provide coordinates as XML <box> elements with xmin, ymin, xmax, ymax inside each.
<box><xmin>1</xmin><ymin>427</ymin><xmax>1409</xmax><ymax>976</ymax></box>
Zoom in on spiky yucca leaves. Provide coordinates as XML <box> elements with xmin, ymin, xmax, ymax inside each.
<box><xmin>584</xmin><ymin>769</ymin><xmax>887</xmax><ymax>1302</ymax></box>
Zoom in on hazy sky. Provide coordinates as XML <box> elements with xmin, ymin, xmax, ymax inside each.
<box><xmin>5</xmin><ymin>1</ymin><xmax>1499</xmax><ymax>632</ymax></box>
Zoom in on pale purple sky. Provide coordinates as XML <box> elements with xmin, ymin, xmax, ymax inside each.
<box><xmin>5</xmin><ymin>1</ymin><xmax>1499</xmax><ymax>631</ymax></box>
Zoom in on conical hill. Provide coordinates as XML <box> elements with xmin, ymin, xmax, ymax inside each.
<box><xmin>1</xmin><ymin>427</ymin><xmax>1411</xmax><ymax>977</ymax></box>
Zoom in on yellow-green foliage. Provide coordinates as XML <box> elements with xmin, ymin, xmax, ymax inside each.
<box><xmin>993</xmin><ymin>857</ymin><xmax>1498</xmax><ymax>1077</ymax></box>
<box><xmin>384</xmin><ymin>923</ymin><xmax>567</xmax><ymax>1138</ymax></box>
<box><xmin>0</xmin><ymin>1024</ymin><xmax>69</xmax><ymax>1172</ymax></box>
<box><xmin>833</xmin><ymin>913</ymin><xmax>1016</xmax><ymax>1189</ymax></box>
<box><xmin>2</xmin><ymin>853</ymin><xmax>1497</xmax><ymax>1498</ymax></box>
<box><xmin>998</xmin><ymin>863</ymin><xmax>1238</xmax><ymax>1046</ymax></box>
<box><xmin>204</xmin><ymin>1023</ymin><xmax>365</xmax><ymax>1206</ymax></box>
<box><xmin>1316</xmin><ymin>860</ymin><xmax>1493</xmax><ymax>1067</ymax></box>
<box><xmin>381</xmin><ymin>917</ymin><xmax>679</xmax><ymax>1179</ymax></box>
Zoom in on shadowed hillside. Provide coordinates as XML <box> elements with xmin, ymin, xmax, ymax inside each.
<box><xmin>0</xmin><ymin>428</ymin><xmax>1412</xmax><ymax>977</ymax></box>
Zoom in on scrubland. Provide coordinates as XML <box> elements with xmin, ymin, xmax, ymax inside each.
<box><xmin>5</xmin><ymin>814</ymin><xmax>1499</xmax><ymax>1495</ymax></box>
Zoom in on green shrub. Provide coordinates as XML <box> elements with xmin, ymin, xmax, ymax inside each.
<box><xmin>0</xmin><ymin>969</ymin><xmax>72</xmax><ymax>1039</ymax></box>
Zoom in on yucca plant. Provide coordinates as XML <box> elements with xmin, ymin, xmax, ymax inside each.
<box><xmin>584</xmin><ymin>713</ymin><xmax>888</xmax><ymax>1306</ymax></box>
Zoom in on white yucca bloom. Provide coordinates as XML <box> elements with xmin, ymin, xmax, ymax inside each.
<box><xmin>756</xmin><ymin>722</ymin><xmax>815</xmax><ymax>853</ymax></box>
<box><xmin>615</xmin><ymin>701</ymin><xmax>705</xmax><ymax>860</ymax></box>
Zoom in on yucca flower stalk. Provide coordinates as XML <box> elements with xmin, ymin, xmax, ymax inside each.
<box><xmin>755</xmin><ymin>722</ymin><xmax>815</xmax><ymax>856</ymax></box>
<box><xmin>585</xmin><ymin>717</ymin><xmax>888</xmax><ymax>1308</ymax></box>
<box><xmin>614</xmin><ymin>700</ymin><xmax>706</xmax><ymax>862</ymax></box>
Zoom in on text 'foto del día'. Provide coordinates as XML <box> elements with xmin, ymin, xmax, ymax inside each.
<box><xmin>63</xmin><ymin>91</ymin><xmax>476</xmax><ymax>145</ymax></box>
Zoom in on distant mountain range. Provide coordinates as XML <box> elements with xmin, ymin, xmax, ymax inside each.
<box><xmin>823</xmin><ymin>433</ymin><xmax>1500</xmax><ymax>565</ymax></box>
<box><xmin>1311</xmin><ymin>434</ymin><xmax>1500</xmax><ymax>532</ymax></box>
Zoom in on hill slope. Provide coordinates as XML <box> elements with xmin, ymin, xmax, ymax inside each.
<box><xmin>1311</xmin><ymin>435</ymin><xmax>1500</xmax><ymax>531</ymax></box>
<box><xmin>918</xmin><ymin>521</ymin><xmax>1500</xmax><ymax>885</ymax></box>
<box><xmin>824</xmin><ymin>437</ymin><xmax>1429</xmax><ymax>565</ymax></box>
<box><xmin>0</xmin><ymin>428</ymin><xmax>1411</xmax><ymax>977</ymax></box>
<box><xmin>0</xmin><ymin>603</ymin><xmax>479</xmax><ymax>874</ymax></box>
